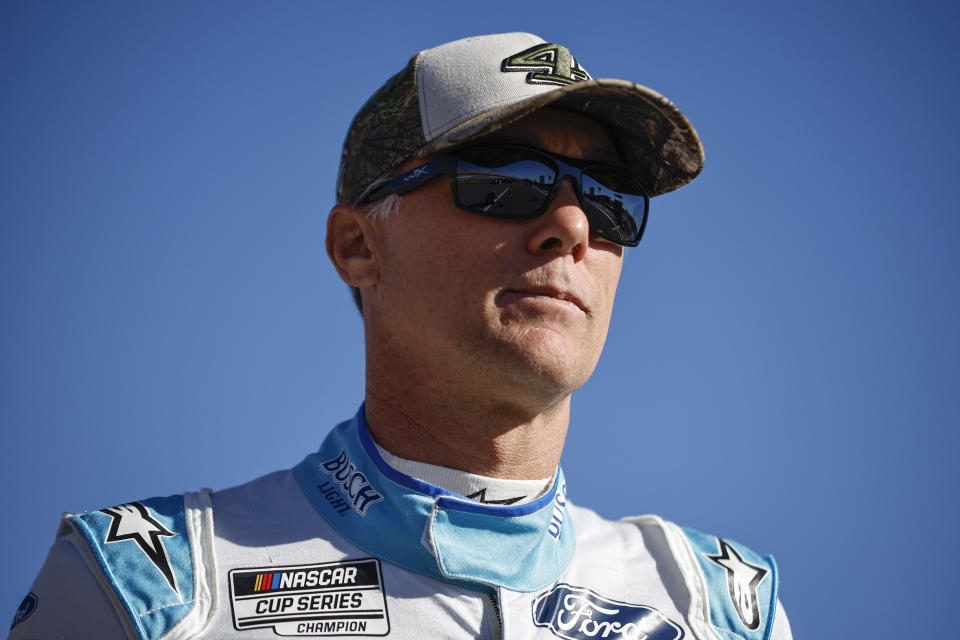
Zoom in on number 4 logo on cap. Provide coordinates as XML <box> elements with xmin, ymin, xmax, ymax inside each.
<box><xmin>501</xmin><ymin>43</ymin><xmax>591</xmax><ymax>86</ymax></box>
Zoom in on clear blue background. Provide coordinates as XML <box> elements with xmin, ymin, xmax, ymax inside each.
<box><xmin>2</xmin><ymin>2</ymin><xmax>958</xmax><ymax>638</ymax></box>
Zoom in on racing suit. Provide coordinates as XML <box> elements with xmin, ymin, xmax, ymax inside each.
<box><xmin>9</xmin><ymin>408</ymin><xmax>792</xmax><ymax>639</ymax></box>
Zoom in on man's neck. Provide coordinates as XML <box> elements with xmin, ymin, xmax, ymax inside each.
<box><xmin>362</xmin><ymin>386</ymin><xmax>569</xmax><ymax>480</ymax></box>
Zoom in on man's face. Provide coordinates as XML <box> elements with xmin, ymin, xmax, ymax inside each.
<box><xmin>363</xmin><ymin>109</ymin><xmax>625</xmax><ymax>409</ymax></box>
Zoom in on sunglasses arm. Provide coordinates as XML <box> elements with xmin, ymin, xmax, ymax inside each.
<box><xmin>361</xmin><ymin>156</ymin><xmax>455</xmax><ymax>204</ymax></box>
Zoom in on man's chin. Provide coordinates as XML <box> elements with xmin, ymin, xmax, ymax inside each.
<box><xmin>490</xmin><ymin>330</ymin><xmax>596</xmax><ymax>395</ymax></box>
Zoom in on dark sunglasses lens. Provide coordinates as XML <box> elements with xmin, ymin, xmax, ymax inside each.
<box><xmin>580</xmin><ymin>168</ymin><xmax>647</xmax><ymax>245</ymax></box>
<box><xmin>454</xmin><ymin>148</ymin><xmax>555</xmax><ymax>218</ymax></box>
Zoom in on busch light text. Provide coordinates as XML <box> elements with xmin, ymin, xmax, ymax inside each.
<box><xmin>318</xmin><ymin>450</ymin><xmax>383</xmax><ymax>516</ymax></box>
<box><xmin>532</xmin><ymin>584</ymin><xmax>683</xmax><ymax>640</ymax></box>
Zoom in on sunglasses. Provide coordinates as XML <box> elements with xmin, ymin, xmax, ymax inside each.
<box><xmin>359</xmin><ymin>145</ymin><xmax>649</xmax><ymax>247</ymax></box>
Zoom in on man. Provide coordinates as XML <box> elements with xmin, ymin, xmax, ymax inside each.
<box><xmin>10</xmin><ymin>33</ymin><xmax>791</xmax><ymax>639</ymax></box>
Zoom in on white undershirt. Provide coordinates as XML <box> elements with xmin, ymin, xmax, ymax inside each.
<box><xmin>374</xmin><ymin>443</ymin><xmax>554</xmax><ymax>506</ymax></box>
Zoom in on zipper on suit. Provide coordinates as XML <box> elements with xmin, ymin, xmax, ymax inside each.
<box><xmin>482</xmin><ymin>591</ymin><xmax>504</xmax><ymax>640</ymax></box>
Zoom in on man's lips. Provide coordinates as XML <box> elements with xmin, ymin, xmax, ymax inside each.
<box><xmin>500</xmin><ymin>287</ymin><xmax>587</xmax><ymax>314</ymax></box>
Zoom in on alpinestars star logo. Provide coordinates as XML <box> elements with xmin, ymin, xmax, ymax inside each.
<box><xmin>706</xmin><ymin>539</ymin><xmax>768</xmax><ymax>630</ymax></box>
<box><xmin>466</xmin><ymin>488</ymin><xmax>524</xmax><ymax>505</ymax></box>
<box><xmin>101</xmin><ymin>502</ymin><xmax>179</xmax><ymax>595</ymax></box>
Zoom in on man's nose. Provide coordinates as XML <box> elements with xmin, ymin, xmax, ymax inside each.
<box><xmin>526</xmin><ymin>178</ymin><xmax>589</xmax><ymax>260</ymax></box>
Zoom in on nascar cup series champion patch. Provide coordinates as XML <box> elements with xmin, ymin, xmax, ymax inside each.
<box><xmin>228</xmin><ymin>558</ymin><xmax>389</xmax><ymax>636</ymax></box>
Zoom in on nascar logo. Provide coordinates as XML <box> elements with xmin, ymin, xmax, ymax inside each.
<box><xmin>254</xmin><ymin>573</ymin><xmax>281</xmax><ymax>592</ymax></box>
<box><xmin>252</xmin><ymin>565</ymin><xmax>361</xmax><ymax>592</ymax></box>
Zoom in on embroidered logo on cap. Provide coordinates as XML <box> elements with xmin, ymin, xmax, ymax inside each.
<box><xmin>501</xmin><ymin>43</ymin><xmax>591</xmax><ymax>86</ymax></box>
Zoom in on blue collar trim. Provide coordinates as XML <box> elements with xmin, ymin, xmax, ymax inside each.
<box><xmin>293</xmin><ymin>406</ymin><xmax>576</xmax><ymax>592</ymax></box>
<box><xmin>354</xmin><ymin>406</ymin><xmax>561</xmax><ymax>517</ymax></box>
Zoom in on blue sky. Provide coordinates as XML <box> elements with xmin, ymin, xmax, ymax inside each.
<box><xmin>2</xmin><ymin>1</ymin><xmax>958</xmax><ymax>638</ymax></box>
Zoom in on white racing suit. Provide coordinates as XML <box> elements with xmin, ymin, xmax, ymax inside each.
<box><xmin>9</xmin><ymin>408</ymin><xmax>792</xmax><ymax>639</ymax></box>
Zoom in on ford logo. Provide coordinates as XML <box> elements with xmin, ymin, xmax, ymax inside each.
<box><xmin>532</xmin><ymin>584</ymin><xmax>684</xmax><ymax>640</ymax></box>
<box><xmin>10</xmin><ymin>593</ymin><xmax>38</xmax><ymax>630</ymax></box>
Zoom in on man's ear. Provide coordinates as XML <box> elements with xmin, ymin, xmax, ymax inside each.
<box><xmin>326</xmin><ymin>204</ymin><xmax>379</xmax><ymax>288</ymax></box>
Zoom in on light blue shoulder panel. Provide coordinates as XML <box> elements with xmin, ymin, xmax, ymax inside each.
<box><xmin>68</xmin><ymin>494</ymin><xmax>196</xmax><ymax>640</ymax></box>
<box><xmin>681</xmin><ymin>528</ymin><xmax>778</xmax><ymax>640</ymax></box>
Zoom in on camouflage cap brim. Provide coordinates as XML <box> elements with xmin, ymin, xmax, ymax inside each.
<box><xmin>336</xmin><ymin>33</ymin><xmax>704</xmax><ymax>205</ymax></box>
<box><xmin>403</xmin><ymin>78</ymin><xmax>704</xmax><ymax>199</ymax></box>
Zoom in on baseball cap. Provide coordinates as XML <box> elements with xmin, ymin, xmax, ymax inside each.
<box><xmin>336</xmin><ymin>32</ymin><xmax>704</xmax><ymax>206</ymax></box>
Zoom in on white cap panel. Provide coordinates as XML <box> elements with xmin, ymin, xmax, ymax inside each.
<box><xmin>417</xmin><ymin>32</ymin><xmax>593</xmax><ymax>142</ymax></box>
